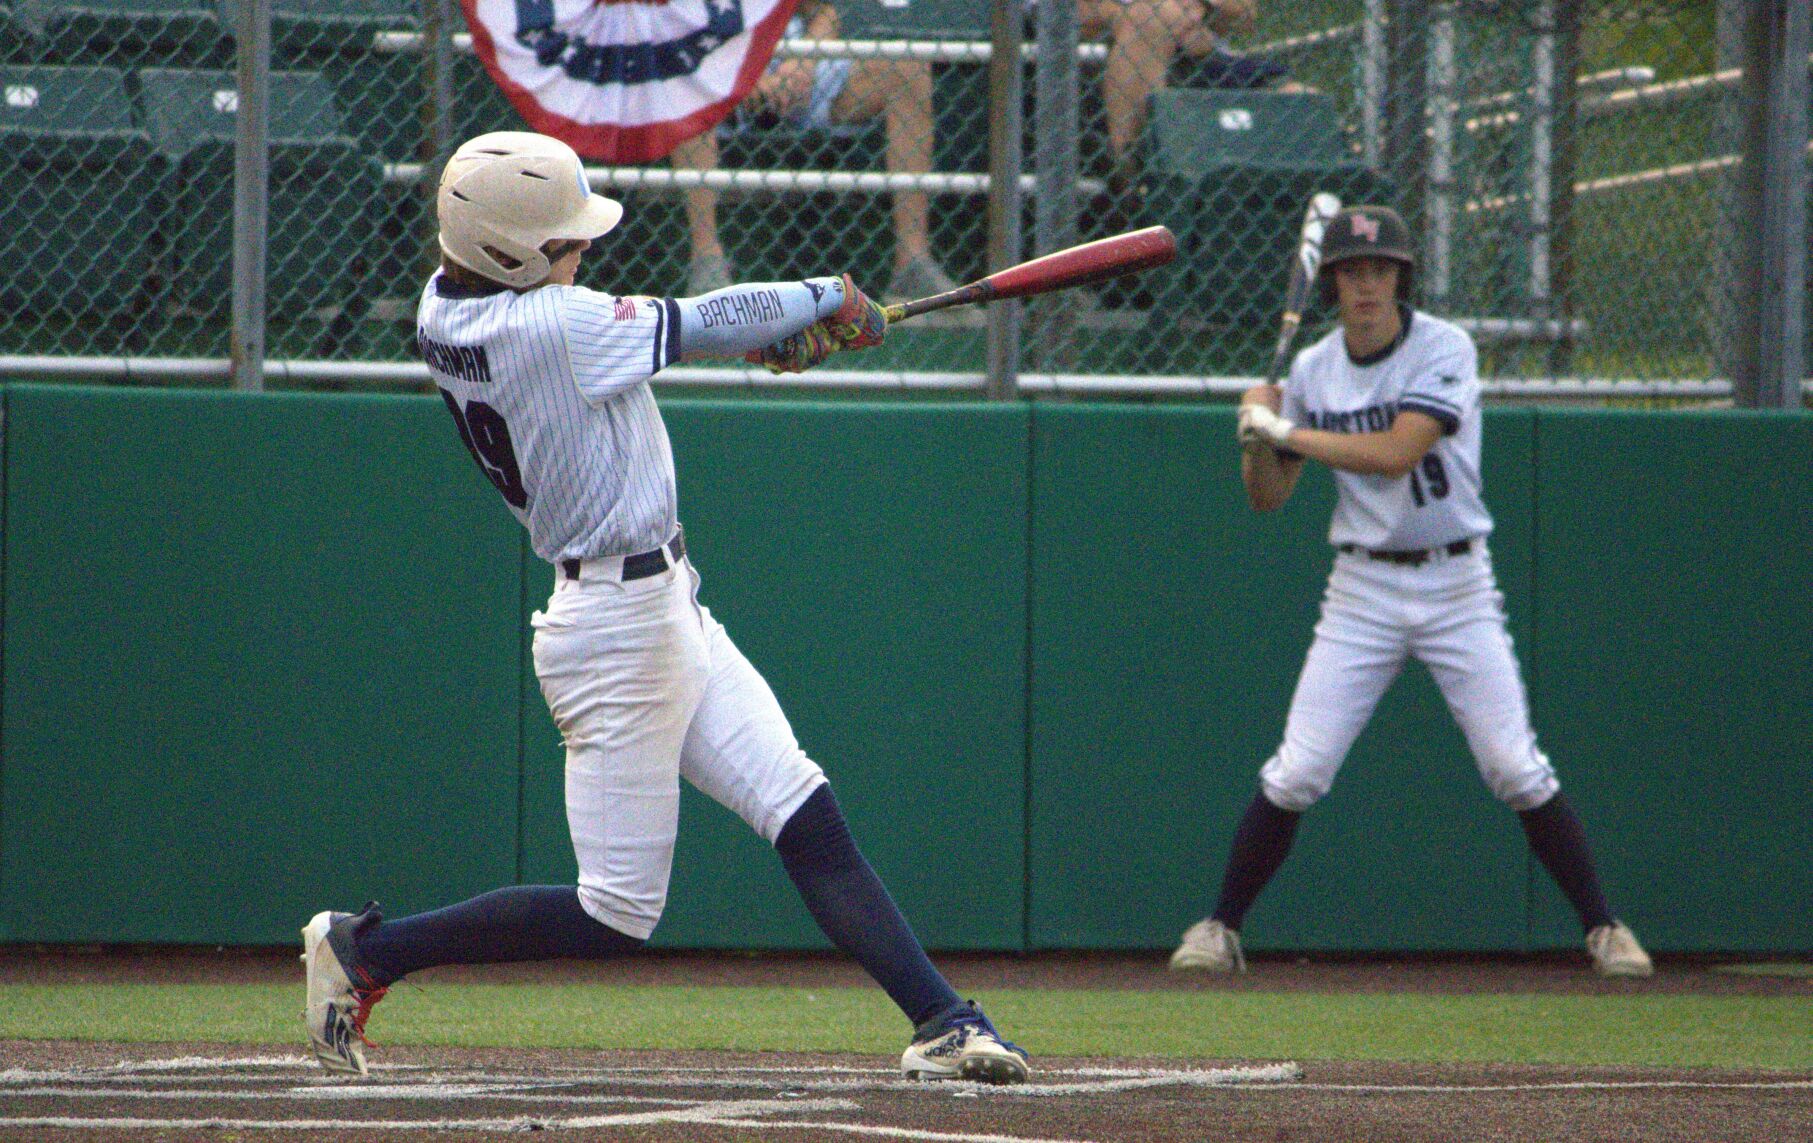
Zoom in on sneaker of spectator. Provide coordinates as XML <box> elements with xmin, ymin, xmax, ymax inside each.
<box><xmin>883</xmin><ymin>254</ymin><xmax>958</xmax><ymax>307</ymax></box>
<box><xmin>688</xmin><ymin>253</ymin><xmax>735</xmax><ymax>297</ymax></box>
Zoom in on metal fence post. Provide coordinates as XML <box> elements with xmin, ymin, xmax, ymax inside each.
<box><xmin>1359</xmin><ymin>0</ymin><xmax>1385</xmax><ymax>169</ymax></box>
<box><xmin>985</xmin><ymin>0</ymin><xmax>1024</xmax><ymax>401</ymax></box>
<box><xmin>1424</xmin><ymin>1</ymin><xmax>1456</xmax><ymax>310</ymax></box>
<box><xmin>1733</xmin><ymin>0</ymin><xmax>1810</xmax><ymax>408</ymax></box>
<box><xmin>423</xmin><ymin>0</ymin><xmax>455</xmax><ymax>159</ymax></box>
<box><xmin>1031</xmin><ymin>0</ymin><xmax>1079</xmax><ymax>373</ymax></box>
<box><xmin>1544</xmin><ymin>0</ymin><xmax>1583</xmax><ymax>375</ymax></box>
<box><xmin>1384</xmin><ymin>0</ymin><xmax>1429</xmax><ymax>249</ymax></box>
<box><xmin>230</xmin><ymin>0</ymin><xmax>271</xmax><ymax>392</ymax></box>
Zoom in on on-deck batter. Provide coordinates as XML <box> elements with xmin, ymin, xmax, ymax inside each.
<box><xmin>1171</xmin><ymin>205</ymin><xmax>1653</xmax><ymax>979</ymax></box>
<box><xmin>299</xmin><ymin>131</ymin><xmax>1028</xmax><ymax>1085</ymax></box>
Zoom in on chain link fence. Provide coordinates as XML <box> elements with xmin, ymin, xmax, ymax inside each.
<box><xmin>0</xmin><ymin>0</ymin><xmax>1798</xmax><ymax>397</ymax></box>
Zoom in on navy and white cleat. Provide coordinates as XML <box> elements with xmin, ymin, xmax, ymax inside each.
<box><xmin>300</xmin><ymin>902</ymin><xmax>387</xmax><ymax>1076</ymax></box>
<box><xmin>901</xmin><ymin>999</ymin><xmax>1030</xmax><ymax>1085</ymax></box>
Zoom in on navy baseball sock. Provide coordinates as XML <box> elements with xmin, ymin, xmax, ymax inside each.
<box><xmin>352</xmin><ymin>885</ymin><xmax>643</xmax><ymax>985</ymax></box>
<box><xmin>1211</xmin><ymin>790</ymin><xmax>1303</xmax><ymax>931</ymax></box>
<box><xmin>1517</xmin><ymin>793</ymin><xmax>1615</xmax><ymax>934</ymax></box>
<box><xmin>775</xmin><ymin>783</ymin><xmax>963</xmax><ymax>1029</ymax></box>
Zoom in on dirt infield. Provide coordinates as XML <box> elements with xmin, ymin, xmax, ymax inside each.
<box><xmin>2</xmin><ymin>947</ymin><xmax>1809</xmax><ymax>1142</ymax></box>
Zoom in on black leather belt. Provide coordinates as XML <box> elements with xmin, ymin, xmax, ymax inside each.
<box><xmin>561</xmin><ymin>531</ymin><xmax>686</xmax><ymax>583</ymax></box>
<box><xmin>1338</xmin><ymin>539</ymin><xmax>1472</xmax><ymax>567</ymax></box>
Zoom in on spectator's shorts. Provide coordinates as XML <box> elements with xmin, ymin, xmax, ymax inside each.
<box><xmin>722</xmin><ymin>58</ymin><xmax>855</xmax><ymax>134</ymax></box>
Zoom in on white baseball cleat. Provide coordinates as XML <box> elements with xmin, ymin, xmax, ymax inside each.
<box><xmin>1586</xmin><ymin>921</ymin><xmax>1654</xmax><ymax>978</ymax></box>
<box><xmin>300</xmin><ymin>904</ymin><xmax>388</xmax><ymax>1076</ymax></box>
<box><xmin>901</xmin><ymin>1000</ymin><xmax>1029</xmax><ymax>1084</ymax></box>
<box><xmin>1169</xmin><ymin>918</ymin><xmax>1246</xmax><ymax>973</ymax></box>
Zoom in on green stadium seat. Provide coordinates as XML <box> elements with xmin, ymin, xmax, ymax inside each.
<box><xmin>216</xmin><ymin>1</ymin><xmax>429</xmax><ymax>163</ymax></box>
<box><xmin>1142</xmin><ymin>88</ymin><xmax>1349</xmax><ymax>174</ymax></box>
<box><xmin>135</xmin><ymin>67</ymin><xmax>383</xmax><ymax>330</ymax></box>
<box><xmin>23</xmin><ymin>0</ymin><xmax>229</xmax><ymax>67</ymax></box>
<box><xmin>216</xmin><ymin>0</ymin><xmax>415</xmax><ymax>54</ymax></box>
<box><xmin>0</xmin><ymin>64</ymin><xmax>164</xmax><ymax>325</ymax></box>
<box><xmin>1134</xmin><ymin>88</ymin><xmax>1393</xmax><ymax>367</ymax></box>
<box><xmin>834</xmin><ymin>0</ymin><xmax>988</xmax><ymax>41</ymax></box>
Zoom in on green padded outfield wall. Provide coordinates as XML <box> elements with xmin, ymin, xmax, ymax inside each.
<box><xmin>0</xmin><ymin>385</ymin><xmax>525</xmax><ymax>944</ymax></box>
<box><xmin>2</xmin><ymin>387</ymin><xmax>1808</xmax><ymax>952</ymax></box>
<box><xmin>1027</xmin><ymin>405</ymin><xmax>1540</xmax><ymax>952</ymax></box>
<box><xmin>1523</xmin><ymin>411</ymin><xmax>1813</xmax><ymax>952</ymax></box>
<box><xmin>516</xmin><ymin>404</ymin><xmax>1031</xmax><ymax>949</ymax></box>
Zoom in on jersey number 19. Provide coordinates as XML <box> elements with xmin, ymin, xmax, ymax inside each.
<box><xmin>1408</xmin><ymin>453</ymin><xmax>1450</xmax><ymax>508</ymax></box>
<box><xmin>440</xmin><ymin>391</ymin><xmax>528</xmax><ymax>510</ymax></box>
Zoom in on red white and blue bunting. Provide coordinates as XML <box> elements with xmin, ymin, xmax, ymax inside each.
<box><xmin>462</xmin><ymin>0</ymin><xmax>803</xmax><ymax>162</ymax></box>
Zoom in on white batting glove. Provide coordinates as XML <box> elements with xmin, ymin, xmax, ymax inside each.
<box><xmin>1238</xmin><ymin>403</ymin><xmax>1296</xmax><ymax>449</ymax></box>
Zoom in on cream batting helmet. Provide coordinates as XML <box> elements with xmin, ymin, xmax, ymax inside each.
<box><xmin>437</xmin><ymin>131</ymin><xmax>624</xmax><ymax>289</ymax></box>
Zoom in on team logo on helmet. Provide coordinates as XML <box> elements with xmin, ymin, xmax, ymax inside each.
<box><xmin>1352</xmin><ymin>214</ymin><xmax>1381</xmax><ymax>243</ymax></box>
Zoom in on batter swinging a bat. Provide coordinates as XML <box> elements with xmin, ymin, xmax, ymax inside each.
<box><xmin>1170</xmin><ymin>204</ymin><xmax>1654</xmax><ymax>979</ymax></box>
<box><xmin>300</xmin><ymin>131</ymin><xmax>1029</xmax><ymax>1082</ymax></box>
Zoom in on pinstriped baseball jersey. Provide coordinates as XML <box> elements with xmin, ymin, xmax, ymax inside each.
<box><xmin>1282</xmin><ymin>307</ymin><xmax>1493</xmax><ymax>551</ymax></box>
<box><xmin>417</xmin><ymin>273</ymin><xmax>683</xmax><ymax>563</ymax></box>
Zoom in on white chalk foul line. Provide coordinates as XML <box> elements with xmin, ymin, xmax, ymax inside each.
<box><xmin>0</xmin><ymin>1056</ymin><xmax>1303</xmax><ymax>1098</ymax></box>
<box><xmin>0</xmin><ymin>1085</ymin><xmax>704</xmax><ymax>1106</ymax></box>
<box><xmin>0</xmin><ymin>1114</ymin><xmax>1089</xmax><ymax>1143</ymax></box>
<box><xmin>1292</xmin><ymin>1080</ymin><xmax>1813</xmax><ymax>1094</ymax></box>
<box><xmin>1</xmin><ymin>1097</ymin><xmax>864</xmax><ymax>1133</ymax></box>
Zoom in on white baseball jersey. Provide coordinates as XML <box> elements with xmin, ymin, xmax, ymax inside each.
<box><xmin>1258</xmin><ymin>305</ymin><xmax>1559</xmax><ymax>819</ymax></box>
<box><xmin>1283</xmin><ymin>307</ymin><xmax>1493</xmax><ymax>551</ymax></box>
<box><xmin>416</xmin><ymin>273</ymin><xmax>681</xmax><ymax>563</ymax></box>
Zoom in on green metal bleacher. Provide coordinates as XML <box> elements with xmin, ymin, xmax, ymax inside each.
<box><xmin>135</xmin><ymin>67</ymin><xmax>383</xmax><ymax>340</ymax></box>
<box><xmin>0</xmin><ymin>64</ymin><xmax>164</xmax><ymax>332</ymax></box>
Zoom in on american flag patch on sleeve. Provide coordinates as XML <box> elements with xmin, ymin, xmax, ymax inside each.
<box><xmin>614</xmin><ymin>297</ymin><xmax>638</xmax><ymax>322</ymax></box>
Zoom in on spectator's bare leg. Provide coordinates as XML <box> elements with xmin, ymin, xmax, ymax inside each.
<box><xmin>837</xmin><ymin>59</ymin><xmax>935</xmax><ymax>271</ymax></box>
<box><xmin>1103</xmin><ymin>0</ymin><xmax>1202</xmax><ymax>165</ymax></box>
<box><xmin>671</xmin><ymin>132</ymin><xmax>729</xmax><ymax>290</ymax></box>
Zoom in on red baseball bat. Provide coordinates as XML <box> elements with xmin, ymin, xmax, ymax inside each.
<box><xmin>883</xmin><ymin>226</ymin><xmax>1177</xmax><ymax>322</ymax></box>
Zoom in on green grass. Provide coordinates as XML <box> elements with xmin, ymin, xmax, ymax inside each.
<box><xmin>2</xmin><ymin>984</ymin><xmax>1807</xmax><ymax>1071</ymax></box>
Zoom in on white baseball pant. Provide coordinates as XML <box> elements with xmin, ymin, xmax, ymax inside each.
<box><xmin>1259</xmin><ymin>545</ymin><xmax>1561</xmax><ymax>814</ymax></box>
<box><xmin>531</xmin><ymin>554</ymin><xmax>827</xmax><ymax>940</ymax></box>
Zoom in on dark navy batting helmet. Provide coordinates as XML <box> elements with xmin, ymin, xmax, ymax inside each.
<box><xmin>1317</xmin><ymin>205</ymin><xmax>1415</xmax><ymax>305</ymax></box>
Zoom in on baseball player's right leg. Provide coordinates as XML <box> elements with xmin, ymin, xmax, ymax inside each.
<box><xmin>1259</xmin><ymin>578</ymin><xmax>1412</xmax><ymax>814</ymax></box>
<box><xmin>1176</xmin><ymin>570</ymin><xmax>1408</xmax><ymax>973</ymax></box>
<box><xmin>676</xmin><ymin>597</ymin><xmax>1026</xmax><ymax>1083</ymax></box>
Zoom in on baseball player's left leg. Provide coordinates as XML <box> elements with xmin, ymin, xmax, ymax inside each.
<box><xmin>676</xmin><ymin>590</ymin><xmax>1027</xmax><ymax>1082</ymax></box>
<box><xmin>1417</xmin><ymin>586</ymin><xmax>1651</xmax><ymax>975</ymax></box>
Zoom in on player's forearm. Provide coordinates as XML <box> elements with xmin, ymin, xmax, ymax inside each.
<box><xmin>1282</xmin><ymin>427</ymin><xmax>1424</xmax><ymax>477</ymax></box>
<box><xmin>674</xmin><ymin>277</ymin><xmax>848</xmax><ymax>359</ymax></box>
<box><xmin>1241</xmin><ymin>447</ymin><xmax>1299</xmax><ymax>511</ymax></box>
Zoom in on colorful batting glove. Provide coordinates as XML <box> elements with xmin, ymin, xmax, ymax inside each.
<box><xmin>750</xmin><ymin>320</ymin><xmax>841</xmax><ymax>375</ymax></box>
<box><xmin>825</xmin><ymin>273</ymin><xmax>888</xmax><ymax>350</ymax></box>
